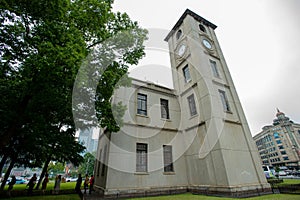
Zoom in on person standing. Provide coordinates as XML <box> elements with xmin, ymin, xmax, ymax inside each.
<box><xmin>83</xmin><ymin>174</ymin><xmax>89</xmax><ymax>194</ymax></box>
<box><xmin>75</xmin><ymin>174</ymin><xmax>83</xmax><ymax>194</ymax></box>
<box><xmin>7</xmin><ymin>175</ymin><xmax>16</xmax><ymax>197</ymax></box>
<box><xmin>41</xmin><ymin>173</ymin><xmax>49</xmax><ymax>193</ymax></box>
<box><xmin>27</xmin><ymin>173</ymin><xmax>37</xmax><ymax>196</ymax></box>
<box><xmin>54</xmin><ymin>175</ymin><xmax>61</xmax><ymax>194</ymax></box>
<box><xmin>89</xmin><ymin>175</ymin><xmax>94</xmax><ymax>194</ymax></box>
<box><xmin>53</xmin><ymin>175</ymin><xmax>58</xmax><ymax>191</ymax></box>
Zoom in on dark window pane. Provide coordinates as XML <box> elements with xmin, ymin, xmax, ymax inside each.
<box><xmin>219</xmin><ymin>90</ymin><xmax>230</xmax><ymax>112</ymax></box>
<box><xmin>137</xmin><ymin>93</ymin><xmax>147</xmax><ymax>115</ymax></box>
<box><xmin>176</xmin><ymin>30</ymin><xmax>182</xmax><ymax>40</ymax></box>
<box><xmin>160</xmin><ymin>99</ymin><xmax>169</xmax><ymax>119</ymax></box>
<box><xmin>210</xmin><ymin>60</ymin><xmax>220</xmax><ymax>78</ymax></box>
<box><xmin>101</xmin><ymin>145</ymin><xmax>107</xmax><ymax>176</ymax></box>
<box><xmin>187</xmin><ymin>94</ymin><xmax>197</xmax><ymax>116</ymax></box>
<box><xmin>183</xmin><ymin>65</ymin><xmax>191</xmax><ymax>83</ymax></box>
<box><xmin>163</xmin><ymin>145</ymin><xmax>174</xmax><ymax>172</ymax></box>
<box><xmin>136</xmin><ymin>143</ymin><xmax>148</xmax><ymax>172</ymax></box>
<box><xmin>199</xmin><ymin>24</ymin><xmax>206</xmax><ymax>32</ymax></box>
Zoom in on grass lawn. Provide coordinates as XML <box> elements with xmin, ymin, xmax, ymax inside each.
<box><xmin>4</xmin><ymin>181</ymin><xmax>76</xmax><ymax>191</ymax></box>
<box><xmin>274</xmin><ymin>178</ymin><xmax>300</xmax><ymax>186</ymax></box>
<box><xmin>1</xmin><ymin>193</ymin><xmax>299</xmax><ymax>200</ymax></box>
<box><xmin>2</xmin><ymin>180</ymin><xmax>299</xmax><ymax>200</ymax></box>
<box><xmin>127</xmin><ymin>179</ymin><xmax>300</xmax><ymax>200</ymax></box>
<box><xmin>1</xmin><ymin>182</ymin><xmax>80</xmax><ymax>200</ymax></box>
<box><xmin>1</xmin><ymin>194</ymin><xmax>80</xmax><ymax>200</ymax></box>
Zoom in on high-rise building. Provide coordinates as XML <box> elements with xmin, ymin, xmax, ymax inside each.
<box><xmin>253</xmin><ymin>109</ymin><xmax>300</xmax><ymax>169</ymax></box>
<box><xmin>94</xmin><ymin>9</ymin><xmax>270</xmax><ymax>198</ymax></box>
<box><xmin>77</xmin><ymin>128</ymin><xmax>99</xmax><ymax>153</ymax></box>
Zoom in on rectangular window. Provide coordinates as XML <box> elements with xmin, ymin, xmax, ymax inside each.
<box><xmin>210</xmin><ymin>60</ymin><xmax>220</xmax><ymax>78</ymax></box>
<box><xmin>136</xmin><ymin>143</ymin><xmax>148</xmax><ymax>172</ymax></box>
<box><xmin>96</xmin><ymin>161</ymin><xmax>101</xmax><ymax>177</ymax></box>
<box><xmin>97</xmin><ymin>149</ymin><xmax>102</xmax><ymax>177</ymax></box>
<box><xmin>101</xmin><ymin>145</ymin><xmax>107</xmax><ymax>176</ymax></box>
<box><xmin>283</xmin><ymin>157</ymin><xmax>289</xmax><ymax>160</ymax></box>
<box><xmin>187</xmin><ymin>94</ymin><xmax>197</xmax><ymax>116</ymax></box>
<box><xmin>163</xmin><ymin>145</ymin><xmax>174</xmax><ymax>172</ymax></box>
<box><xmin>276</xmin><ymin>140</ymin><xmax>282</xmax><ymax>144</ymax></box>
<box><xmin>278</xmin><ymin>145</ymin><xmax>284</xmax><ymax>149</ymax></box>
<box><xmin>183</xmin><ymin>65</ymin><xmax>191</xmax><ymax>83</ymax></box>
<box><xmin>137</xmin><ymin>93</ymin><xmax>147</xmax><ymax>115</ymax></box>
<box><xmin>219</xmin><ymin>90</ymin><xmax>231</xmax><ymax>112</ymax></box>
<box><xmin>273</xmin><ymin>132</ymin><xmax>280</xmax><ymax>139</ymax></box>
<box><xmin>160</xmin><ymin>99</ymin><xmax>170</xmax><ymax>119</ymax></box>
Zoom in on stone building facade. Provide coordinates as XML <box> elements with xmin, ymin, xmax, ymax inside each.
<box><xmin>94</xmin><ymin>9</ymin><xmax>271</xmax><ymax>198</ymax></box>
<box><xmin>253</xmin><ymin>109</ymin><xmax>300</xmax><ymax>170</ymax></box>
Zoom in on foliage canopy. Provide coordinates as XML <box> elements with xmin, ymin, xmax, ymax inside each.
<box><xmin>0</xmin><ymin>0</ymin><xmax>147</xmax><ymax>188</ymax></box>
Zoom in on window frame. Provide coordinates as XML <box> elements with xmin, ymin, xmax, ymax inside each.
<box><xmin>97</xmin><ymin>149</ymin><xmax>102</xmax><ymax>177</ymax></box>
<box><xmin>199</xmin><ymin>24</ymin><xmax>206</xmax><ymax>33</ymax></box>
<box><xmin>136</xmin><ymin>143</ymin><xmax>148</xmax><ymax>172</ymax></box>
<box><xmin>210</xmin><ymin>59</ymin><xmax>220</xmax><ymax>78</ymax></box>
<box><xmin>176</xmin><ymin>29</ymin><xmax>182</xmax><ymax>40</ymax></box>
<box><xmin>137</xmin><ymin>93</ymin><xmax>147</xmax><ymax>116</ymax></box>
<box><xmin>160</xmin><ymin>98</ymin><xmax>170</xmax><ymax>119</ymax></box>
<box><xmin>187</xmin><ymin>94</ymin><xmax>197</xmax><ymax>116</ymax></box>
<box><xmin>163</xmin><ymin>145</ymin><xmax>174</xmax><ymax>172</ymax></box>
<box><xmin>101</xmin><ymin>145</ymin><xmax>107</xmax><ymax>176</ymax></box>
<box><xmin>218</xmin><ymin>90</ymin><xmax>231</xmax><ymax>112</ymax></box>
<box><xmin>182</xmin><ymin>65</ymin><xmax>191</xmax><ymax>83</ymax></box>
<box><xmin>283</xmin><ymin>156</ymin><xmax>289</xmax><ymax>160</ymax></box>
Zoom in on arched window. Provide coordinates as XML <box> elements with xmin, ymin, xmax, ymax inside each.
<box><xmin>199</xmin><ymin>24</ymin><xmax>206</xmax><ymax>33</ymax></box>
<box><xmin>176</xmin><ymin>29</ymin><xmax>182</xmax><ymax>40</ymax></box>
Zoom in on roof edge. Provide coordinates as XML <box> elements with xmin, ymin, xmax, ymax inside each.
<box><xmin>164</xmin><ymin>9</ymin><xmax>217</xmax><ymax>42</ymax></box>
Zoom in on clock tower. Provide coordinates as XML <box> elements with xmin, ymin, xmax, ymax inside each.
<box><xmin>94</xmin><ymin>9</ymin><xmax>272</xmax><ymax>198</ymax></box>
<box><xmin>164</xmin><ymin>9</ymin><xmax>271</xmax><ymax>196</ymax></box>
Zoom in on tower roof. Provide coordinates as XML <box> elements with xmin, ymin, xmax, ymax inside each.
<box><xmin>276</xmin><ymin>108</ymin><xmax>285</xmax><ymax>117</ymax></box>
<box><xmin>164</xmin><ymin>9</ymin><xmax>217</xmax><ymax>42</ymax></box>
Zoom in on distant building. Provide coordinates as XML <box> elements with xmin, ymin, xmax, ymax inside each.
<box><xmin>78</xmin><ymin>127</ymin><xmax>99</xmax><ymax>153</ymax></box>
<box><xmin>11</xmin><ymin>167</ymin><xmax>27</xmax><ymax>177</ymax></box>
<box><xmin>253</xmin><ymin>109</ymin><xmax>300</xmax><ymax>170</ymax></box>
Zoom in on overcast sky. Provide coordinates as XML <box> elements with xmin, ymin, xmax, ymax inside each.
<box><xmin>113</xmin><ymin>0</ymin><xmax>300</xmax><ymax>136</ymax></box>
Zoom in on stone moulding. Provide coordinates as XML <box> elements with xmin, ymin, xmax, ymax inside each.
<box><xmin>94</xmin><ymin>184</ymin><xmax>272</xmax><ymax>199</ymax></box>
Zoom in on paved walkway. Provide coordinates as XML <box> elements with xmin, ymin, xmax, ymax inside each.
<box><xmin>82</xmin><ymin>190</ymin><xmax>108</xmax><ymax>200</ymax></box>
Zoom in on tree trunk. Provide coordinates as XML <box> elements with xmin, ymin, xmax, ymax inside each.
<box><xmin>35</xmin><ymin>157</ymin><xmax>51</xmax><ymax>190</ymax></box>
<box><xmin>0</xmin><ymin>159</ymin><xmax>15</xmax><ymax>190</ymax></box>
<box><xmin>0</xmin><ymin>154</ymin><xmax>8</xmax><ymax>178</ymax></box>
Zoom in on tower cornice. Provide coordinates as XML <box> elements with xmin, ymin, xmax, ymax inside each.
<box><xmin>164</xmin><ymin>9</ymin><xmax>217</xmax><ymax>41</ymax></box>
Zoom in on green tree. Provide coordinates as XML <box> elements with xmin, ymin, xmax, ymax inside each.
<box><xmin>78</xmin><ymin>152</ymin><xmax>96</xmax><ymax>176</ymax></box>
<box><xmin>48</xmin><ymin>162</ymin><xmax>65</xmax><ymax>175</ymax></box>
<box><xmin>0</xmin><ymin>0</ymin><xmax>147</xmax><ymax>188</ymax></box>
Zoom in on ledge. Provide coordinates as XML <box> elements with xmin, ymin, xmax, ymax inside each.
<box><xmin>163</xmin><ymin>172</ymin><xmax>176</xmax><ymax>175</ymax></box>
<box><xmin>124</xmin><ymin>122</ymin><xmax>180</xmax><ymax>132</ymax></box>
<box><xmin>136</xmin><ymin>114</ymin><xmax>149</xmax><ymax>118</ymax></box>
<box><xmin>134</xmin><ymin>172</ymin><xmax>149</xmax><ymax>175</ymax></box>
<box><xmin>185</xmin><ymin>121</ymin><xmax>206</xmax><ymax>132</ymax></box>
<box><xmin>180</xmin><ymin>82</ymin><xmax>198</xmax><ymax>97</ymax></box>
<box><xmin>223</xmin><ymin>119</ymin><xmax>241</xmax><ymax>125</ymax></box>
<box><xmin>212</xmin><ymin>79</ymin><xmax>230</xmax><ymax>88</ymax></box>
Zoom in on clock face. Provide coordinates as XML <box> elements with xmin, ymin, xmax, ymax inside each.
<box><xmin>178</xmin><ymin>44</ymin><xmax>186</xmax><ymax>57</ymax></box>
<box><xmin>202</xmin><ymin>39</ymin><xmax>212</xmax><ymax>49</ymax></box>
